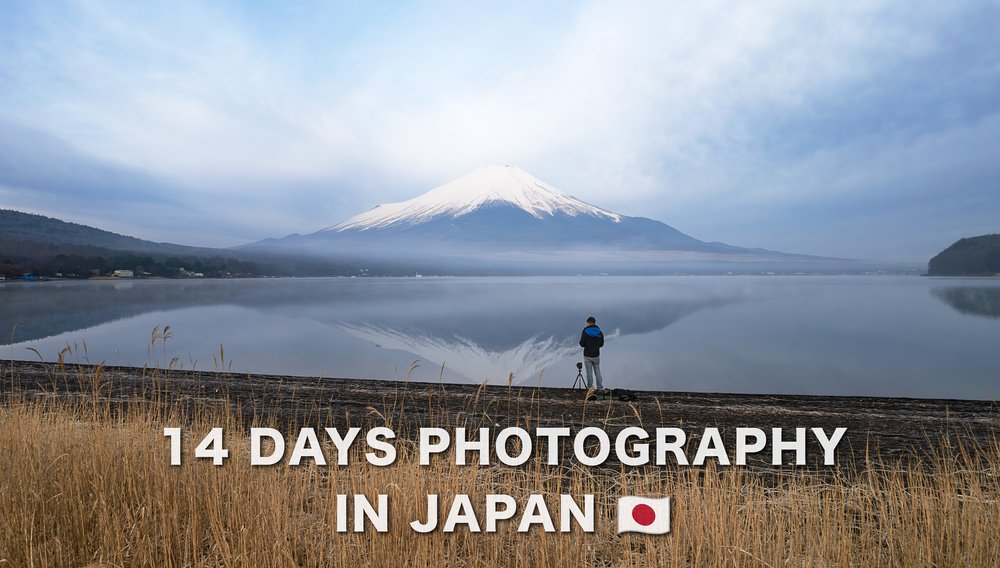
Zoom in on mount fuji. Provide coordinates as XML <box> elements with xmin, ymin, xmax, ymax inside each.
<box><xmin>241</xmin><ymin>165</ymin><xmax>835</xmax><ymax>274</ymax></box>
<box><xmin>314</xmin><ymin>164</ymin><xmax>735</xmax><ymax>252</ymax></box>
<box><xmin>332</xmin><ymin>164</ymin><xmax>624</xmax><ymax>232</ymax></box>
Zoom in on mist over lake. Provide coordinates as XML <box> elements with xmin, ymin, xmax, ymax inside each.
<box><xmin>2</xmin><ymin>276</ymin><xmax>998</xmax><ymax>400</ymax></box>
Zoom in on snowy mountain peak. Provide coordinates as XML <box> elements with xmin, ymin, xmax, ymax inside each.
<box><xmin>327</xmin><ymin>165</ymin><xmax>621</xmax><ymax>232</ymax></box>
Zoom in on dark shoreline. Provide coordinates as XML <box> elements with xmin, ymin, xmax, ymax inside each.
<box><xmin>3</xmin><ymin>360</ymin><xmax>997</xmax><ymax>470</ymax></box>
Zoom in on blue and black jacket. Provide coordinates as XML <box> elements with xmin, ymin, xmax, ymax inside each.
<box><xmin>579</xmin><ymin>325</ymin><xmax>604</xmax><ymax>358</ymax></box>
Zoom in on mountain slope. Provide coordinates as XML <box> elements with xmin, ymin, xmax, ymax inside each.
<box><xmin>0</xmin><ymin>209</ymin><xmax>202</xmax><ymax>254</ymax></box>
<box><xmin>238</xmin><ymin>165</ymin><xmax>896</xmax><ymax>274</ymax></box>
<box><xmin>928</xmin><ymin>234</ymin><xmax>1000</xmax><ymax>276</ymax></box>
<box><xmin>250</xmin><ymin>165</ymin><xmax>741</xmax><ymax>254</ymax></box>
<box><xmin>329</xmin><ymin>165</ymin><xmax>621</xmax><ymax>231</ymax></box>
<box><xmin>0</xmin><ymin>209</ymin><xmax>361</xmax><ymax>277</ymax></box>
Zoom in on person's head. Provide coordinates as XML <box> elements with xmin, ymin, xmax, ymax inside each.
<box><xmin>586</xmin><ymin>316</ymin><xmax>596</xmax><ymax>325</ymax></box>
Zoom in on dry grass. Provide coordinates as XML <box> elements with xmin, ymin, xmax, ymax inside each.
<box><xmin>1</xmin><ymin>382</ymin><xmax>998</xmax><ymax>567</ymax></box>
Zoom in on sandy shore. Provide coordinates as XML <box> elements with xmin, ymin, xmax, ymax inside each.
<box><xmin>2</xmin><ymin>360</ymin><xmax>997</xmax><ymax>470</ymax></box>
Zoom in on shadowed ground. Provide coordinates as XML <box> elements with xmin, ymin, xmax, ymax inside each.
<box><xmin>2</xmin><ymin>360</ymin><xmax>997</xmax><ymax>472</ymax></box>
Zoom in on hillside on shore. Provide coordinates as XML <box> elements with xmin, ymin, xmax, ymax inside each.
<box><xmin>929</xmin><ymin>234</ymin><xmax>1000</xmax><ymax>276</ymax></box>
<box><xmin>0</xmin><ymin>209</ymin><xmax>361</xmax><ymax>278</ymax></box>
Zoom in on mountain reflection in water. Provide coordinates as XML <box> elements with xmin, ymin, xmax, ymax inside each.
<box><xmin>932</xmin><ymin>286</ymin><xmax>1000</xmax><ymax>319</ymax></box>
<box><xmin>3</xmin><ymin>276</ymin><xmax>998</xmax><ymax>399</ymax></box>
<box><xmin>0</xmin><ymin>277</ymin><xmax>738</xmax><ymax>385</ymax></box>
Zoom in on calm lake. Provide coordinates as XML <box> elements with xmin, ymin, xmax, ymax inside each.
<box><xmin>2</xmin><ymin>276</ymin><xmax>998</xmax><ymax>400</ymax></box>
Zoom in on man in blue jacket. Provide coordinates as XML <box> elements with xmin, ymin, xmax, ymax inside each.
<box><xmin>579</xmin><ymin>316</ymin><xmax>606</xmax><ymax>392</ymax></box>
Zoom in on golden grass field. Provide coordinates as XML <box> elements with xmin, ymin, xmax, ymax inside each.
<box><xmin>2</xmin><ymin>367</ymin><xmax>999</xmax><ymax>568</ymax></box>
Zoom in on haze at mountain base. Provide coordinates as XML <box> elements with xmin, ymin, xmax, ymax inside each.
<box><xmin>241</xmin><ymin>165</ymin><xmax>889</xmax><ymax>274</ymax></box>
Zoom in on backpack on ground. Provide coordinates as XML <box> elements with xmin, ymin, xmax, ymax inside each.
<box><xmin>612</xmin><ymin>388</ymin><xmax>637</xmax><ymax>402</ymax></box>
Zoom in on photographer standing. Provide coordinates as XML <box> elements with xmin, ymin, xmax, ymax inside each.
<box><xmin>579</xmin><ymin>316</ymin><xmax>607</xmax><ymax>392</ymax></box>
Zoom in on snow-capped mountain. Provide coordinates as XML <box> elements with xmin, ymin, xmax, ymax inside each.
<box><xmin>328</xmin><ymin>165</ymin><xmax>621</xmax><ymax>232</ymax></box>
<box><xmin>269</xmin><ymin>164</ymin><xmax>734</xmax><ymax>253</ymax></box>
<box><xmin>240</xmin><ymin>164</ymin><xmax>825</xmax><ymax>273</ymax></box>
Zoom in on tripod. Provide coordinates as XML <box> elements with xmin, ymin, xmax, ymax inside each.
<box><xmin>572</xmin><ymin>362</ymin><xmax>586</xmax><ymax>389</ymax></box>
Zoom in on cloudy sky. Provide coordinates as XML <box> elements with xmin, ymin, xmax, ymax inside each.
<box><xmin>1</xmin><ymin>1</ymin><xmax>998</xmax><ymax>262</ymax></box>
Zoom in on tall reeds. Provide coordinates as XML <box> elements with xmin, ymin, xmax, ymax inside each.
<box><xmin>1</xmin><ymin>377</ymin><xmax>998</xmax><ymax>567</ymax></box>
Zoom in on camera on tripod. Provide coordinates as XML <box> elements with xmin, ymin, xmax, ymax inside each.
<box><xmin>573</xmin><ymin>361</ymin><xmax>585</xmax><ymax>389</ymax></box>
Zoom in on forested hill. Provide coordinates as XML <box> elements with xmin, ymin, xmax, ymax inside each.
<box><xmin>0</xmin><ymin>209</ymin><xmax>207</xmax><ymax>254</ymax></box>
<box><xmin>0</xmin><ymin>209</ymin><xmax>361</xmax><ymax>278</ymax></box>
<box><xmin>928</xmin><ymin>234</ymin><xmax>1000</xmax><ymax>276</ymax></box>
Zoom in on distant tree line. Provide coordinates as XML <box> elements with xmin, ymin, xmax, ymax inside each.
<box><xmin>0</xmin><ymin>239</ymin><xmax>261</xmax><ymax>278</ymax></box>
<box><xmin>0</xmin><ymin>209</ymin><xmax>418</xmax><ymax>278</ymax></box>
<box><xmin>0</xmin><ymin>238</ymin><xmax>420</xmax><ymax>279</ymax></box>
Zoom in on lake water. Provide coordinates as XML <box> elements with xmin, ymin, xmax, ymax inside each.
<box><xmin>1</xmin><ymin>276</ymin><xmax>998</xmax><ymax>400</ymax></box>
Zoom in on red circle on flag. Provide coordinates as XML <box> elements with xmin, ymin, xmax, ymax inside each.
<box><xmin>631</xmin><ymin>503</ymin><xmax>656</xmax><ymax>526</ymax></box>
